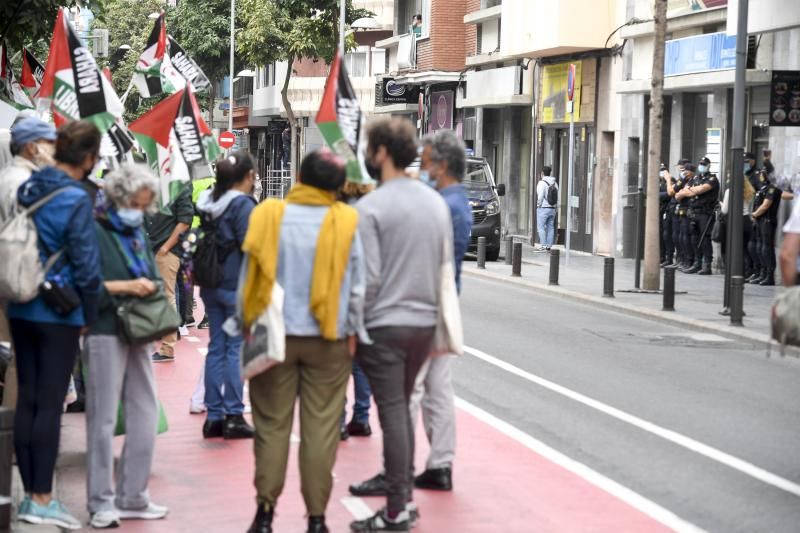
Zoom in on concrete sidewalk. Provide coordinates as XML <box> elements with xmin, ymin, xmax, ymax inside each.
<box><xmin>467</xmin><ymin>242</ymin><xmax>783</xmax><ymax>347</ymax></box>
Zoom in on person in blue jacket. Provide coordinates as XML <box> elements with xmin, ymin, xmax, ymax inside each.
<box><xmin>8</xmin><ymin>120</ymin><xmax>103</xmax><ymax>530</ymax></box>
<box><xmin>196</xmin><ymin>152</ymin><xmax>257</xmax><ymax>440</ymax></box>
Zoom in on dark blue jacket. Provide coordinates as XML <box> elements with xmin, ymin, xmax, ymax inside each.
<box><xmin>7</xmin><ymin>167</ymin><xmax>102</xmax><ymax>327</ymax></box>
<box><xmin>195</xmin><ymin>190</ymin><xmax>256</xmax><ymax>291</ymax></box>
<box><xmin>441</xmin><ymin>184</ymin><xmax>472</xmax><ymax>292</ymax></box>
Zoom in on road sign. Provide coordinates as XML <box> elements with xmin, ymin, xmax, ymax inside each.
<box><xmin>567</xmin><ymin>64</ymin><xmax>576</xmax><ymax>102</ymax></box>
<box><xmin>219</xmin><ymin>131</ymin><xmax>235</xmax><ymax>149</ymax></box>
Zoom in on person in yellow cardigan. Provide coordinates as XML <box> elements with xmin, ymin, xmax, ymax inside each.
<box><xmin>240</xmin><ymin>148</ymin><xmax>369</xmax><ymax>533</ymax></box>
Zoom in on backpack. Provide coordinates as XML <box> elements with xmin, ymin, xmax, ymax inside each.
<box><xmin>769</xmin><ymin>287</ymin><xmax>800</xmax><ymax>357</ymax></box>
<box><xmin>546</xmin><ymin>180</ymin><xmax>558</xmax><ymax>206</ymax></box>
<box><xmin>191</xmin><ymin>211</ymin><xmax>236</xmax><ymax>289</ymax></box>
<box><xmin>0</xmin><ymin>188</ymin><xmax>69</xmax><ymax>303</ymax></box>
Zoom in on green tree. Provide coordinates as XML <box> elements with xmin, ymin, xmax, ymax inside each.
<box><xmin>1</xmin><ymin>0</ymin><xmax>104</xmax><ymax>52</ymax></box>
<box><xmin>237</xmin><ymin>0</ymin><xmax>370</xmax><ymax>173</ymax></box>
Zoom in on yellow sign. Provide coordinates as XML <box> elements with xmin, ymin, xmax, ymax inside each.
<box><xmin>541</xmin><ymin>61</ymin><xmax>582</xmax><ymax>124</ymax></box>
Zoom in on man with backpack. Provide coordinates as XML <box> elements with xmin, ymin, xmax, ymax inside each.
<box><xmin>536</xmin><ymin>166</ymin><xmax>559</xmax><ymax>250</ymax></box>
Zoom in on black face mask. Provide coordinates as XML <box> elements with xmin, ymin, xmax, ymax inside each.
<box><xmin>365</xmin><ymin>158</ymin><xmax>381</xmax><ymax>182</ymax></box>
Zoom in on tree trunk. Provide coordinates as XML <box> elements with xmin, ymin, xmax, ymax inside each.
<box><xmin>643</xmin><ymin>0</ymin><xmax>668</xmax><ymax>291</ymax></box>
<box><xmin>281</xmin><ymin>59</ymin><xmax>297</xmax><ymax>181</ymax></box>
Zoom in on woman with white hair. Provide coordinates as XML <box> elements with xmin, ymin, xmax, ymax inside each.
<box><xmin>83</xmin><ymin>164</ymin><xmax>169</xmax><ymax>529</ymax></box>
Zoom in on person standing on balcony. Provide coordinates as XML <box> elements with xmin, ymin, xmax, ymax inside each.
<box><xmin>410</xmin><ymin>14</ymin><xmax>422</xmax><ymax>36</ymax></box>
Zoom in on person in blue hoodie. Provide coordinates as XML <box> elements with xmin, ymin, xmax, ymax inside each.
<box><xmin>196</xmin><ymin>152</ymin><xmax>257</xmax><ymax>440</ymax></box>
<box><xmin>8</xmin><ymin>120</ymin><xmax>103</xmax><ymax>530</ymax></box>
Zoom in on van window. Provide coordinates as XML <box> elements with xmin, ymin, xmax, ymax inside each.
<box><xmin>464</xmin><ymin>162</ymin><xmax>490</xmax><ymax>185</ymax></box>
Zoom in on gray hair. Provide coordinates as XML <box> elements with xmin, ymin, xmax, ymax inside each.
<box><xmin>421</xmin><ymin>130</ymin><xmax>466</xmax><ymax>181</ymax></box>
<box><xmin>104</xmin><ymin>163</ymin><xmax>160</xmax><ymax>213</ymax></box>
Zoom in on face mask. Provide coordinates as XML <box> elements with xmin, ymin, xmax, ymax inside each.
<box><xmin>679</xmin><ymin>170</ymin><xmax>687</xmax><ymax>178</ymax></box>
<box><xmin>365</xmin><ymin>158</ymin><xmax>381</xmax><ymax>182</ymax></box>
<box><xmin>698</xmin><ymin>165</ymin><xmax>708</xmax><ymax>174</ymax></box>
<box><xmin>659</xmin><ymin>170</ymin><xmax>665</xmax><ymax>178</ymax></box>
<box><xmin>117</xmin><ymin>207</ymin><xmax>144</xmax><ymax>228</ymax></box>
<box><xmin>419</xmin><ymin>170</ymin><xmax>436</xmax><ymax>188</ymax></box>
<box><xmin>32</xmin><ymin>142</ymin><xmax>55</xmax><ymax>168</ymax></box>
<box><xmin>744</xmin><ymin>163</ymin><xmax>752</xmax><ymax>173</ymax></box>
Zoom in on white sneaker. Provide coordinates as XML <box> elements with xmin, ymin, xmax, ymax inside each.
<box><xmin>90</xmin><ymin>510</ymin><xmax>121</xmax><ymax>529</ymax></box>
<box><xmin>118</xmin><ymin>502</ymin><xmax>169</xmax><ymax>520</ymax></box>
<box><xmin>189</xmin><ymin>402</ymin><xmax>207</xmax><ymax>414</ymax></box>
<box><xmin>178</xmin><ymin>325</ymin><xmax>189</xmax><ymax>337</ymax></box>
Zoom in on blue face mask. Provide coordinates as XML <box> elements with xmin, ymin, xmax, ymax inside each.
<box><xmin>698</xmin><ymin>165</ymin><xmax>708</xmax><ymax>174</ymax></box>
<box><xmin>744</xmin><ymin>163</ymin><xmax>752</xmax><ymax>173</ymax></box>
<box><xmin>419</xmin><ymin>170</ymin><xmax>436</xmax><ymax>188</ymax></box>
<box><xmin>117</xmin><ymin>207</ymin><xmax>144</xmax><ymax>228</ymax></box>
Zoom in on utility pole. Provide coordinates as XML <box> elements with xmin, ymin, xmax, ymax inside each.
<box><xmin>728</xmin><ymin>0</ymin><xmax>749</xmax><ymax>325</ymax></box>
<box><xmin>339</xmin><ymin>0</ymin><xmax>346</xmax><ymax>52</ymax></box>
<box><xmin>228</xmin><ymin>0</ymin><xmax>235</xmax><ymax>137</ymax></box>
<box><xmin>643</xmin><ymin>0</ymin><xmax>668</xmax><ymax>290</ymax></box>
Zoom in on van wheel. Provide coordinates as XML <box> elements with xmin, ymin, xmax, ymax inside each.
<box><xmin>486</xmin><ymin>248</ymin><xmax>500</xmax><ymax>262</ymax></box>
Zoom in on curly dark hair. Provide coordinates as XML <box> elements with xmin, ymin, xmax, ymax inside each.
<box><xmin>366</xmin><ymin>117</ymin><xmax>418</xmax><ymax>169</ymax></box>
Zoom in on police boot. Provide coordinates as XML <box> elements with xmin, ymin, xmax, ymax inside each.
<box><xmin>678</xmin><ymin>259</ymin><xmax>692</xmax><ymax>272</ymax></box>
<box><xmin>759</xmin><ymin>272</ymin><xmax>775</xmax><ymax>286</ymax></box>
<box><xmin>745</xmin><ymin>269</ymin><xmax>762</xmax><ymax>283</ymax></box>
<box><xmin>699</xmin><ymin>261</ymin><xmax>713</xmax><ymax>275</ymax></box>
<box><xmin>685</xmin><ymin>259</ymin><xmax>702</xmax><ymax>274</ymax></box>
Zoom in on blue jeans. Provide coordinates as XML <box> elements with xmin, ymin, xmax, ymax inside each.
<box><xmin>537</xmin><ymin>207</ymin><xmax>556</xmax><ymax>247</ymax></box>
<box><xmin>200</xmin><ymin>288</ymin><xmax>244</xmax><ymax>421</ymax></box>
<box><xmin>341</xmin><ymin>361</ymin><xmax>372</xmax><ymax>425</ymax></box>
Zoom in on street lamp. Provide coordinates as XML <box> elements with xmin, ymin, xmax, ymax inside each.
<box><xmin>351</xmin><ymin>17</ymin><xmax>380</xmax><ymax>30</ymax></box>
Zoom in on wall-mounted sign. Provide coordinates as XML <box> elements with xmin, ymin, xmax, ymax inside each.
<box><xmin>541</xmin><ymin>61</ymin><xmax>582</xmax><ymax>124</ymax></box>
<box><xmin>664</xmin><ymin>32</ymin><xmax>736</xmax><ymax>77</ymax></box>
<box><xmin>430</xmin><ymin>90</ymin><xmax>453</xmax><ymax>132</ymax></box>
<box><xmin>378</xmin><ymin>78</ymin><xmax>420</xmax><ymax>105</ymax></box>
<box><xmin>769</xmin><ymin>71</ymin><xmax>800</xmax><ymax>127</ymax></box>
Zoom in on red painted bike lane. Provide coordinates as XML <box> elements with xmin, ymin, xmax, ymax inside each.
<box><xmin>58</xmin><ymin>325</ymin><xmax>681</xmax><ymax>533</ymax></box>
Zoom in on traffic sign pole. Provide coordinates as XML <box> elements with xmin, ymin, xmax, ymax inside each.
<box><xmin>219</xmin><ymin>131</ymin><xmax>236</xmax><ymax>150</ymax></box>
<box><xmin>565</xmin><ymin>64</ymin><xmax>576</xmax><ymax>266</ymax></box>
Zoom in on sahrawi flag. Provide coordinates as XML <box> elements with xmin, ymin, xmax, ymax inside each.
<box><xmin>316</xmin><ymin>52</ymin><xmax>371</xmax><ymax>184</ymax></box>
<box><xmin>129</xmin><ymin>87</ymin><xmax>221</xmax><ymax>206</ymax></box>
<box><xmin>0</xmin><ymin>43</ymin><xmax>34</xmax><ymax>110</ymax></box>
<box><xmin>21</xmin><ymin>48</ymin><xmax>46</xmax><ymax>98</ymax></box>
<box><xmin>132</xmin><ymin>12</ymin><xmax>184</xmax><ymax>98</ymax></box>
<box><xmin>38</xmin><ymin>8</ymin><xmax>123</xmax><ymax>133</ymax></box>
<box><xmin>168</xmin><ymin>36</ymin><xmax>210</xmax><ymax>92</ymax></box>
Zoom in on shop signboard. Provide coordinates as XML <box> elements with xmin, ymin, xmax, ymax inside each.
<box><xmin>379</xmin><ymin>78</ymin><xmax>420</xmax><ymax>105</ymax></box>
<box><xmin>664</xmin><ymin>32</ymin><xmax>736</xmax><ymax>77</ymax></box>
<box><xmin>430</xmin><ymin>90</ymin><xmax>453</xmax><ymax>132</ymax></box>
<box><xmin>540</xmin><ymin>61</ymin><xmax>582</xmax><ymax>124</ymax></box>
<box><xmin>769</xmin><ymin>71</ymin><xmax>800</xmax><ymax>127</ymax></box>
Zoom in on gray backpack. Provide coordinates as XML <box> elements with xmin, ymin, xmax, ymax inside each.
<box><xmin>769</xmin><ymin>287</ymin><xmax>800</xmax><ymax>357</ymax></box>
<box><xmin>0</xmin><ymin>188</ymin><xmax>68</xmax><ymax>303</ymax></box>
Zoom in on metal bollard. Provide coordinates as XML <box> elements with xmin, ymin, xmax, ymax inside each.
<box><xmin>662</xmin><ymin>266</ymin><xmax>676</xmax><ymax>311</ymax></box>
<box><xmin>549</xmin><ymin>249</ymin><xmax>560</xmax><ymax>285</ymax></box>
<box><xmin>504</xmin><ymin>237</ymin><xmax>514</xmax><ymax>265</ymax></box>
<box><xmin>603</xmin><ymin>257</ymin><xmax>615</xmax><ymax>298</ymax></box>
<box><xmin>477</xmin><ymin>237</ymin><xmax>487</xmax><ymax>269</ymax></box>
<box><xmin>511</xmin><ymin>242</ymin><xmax>522</xmax><ymax>277</ymax></box>
<box><xmin>0</xmin><ymin>407</ymin><xmax>12</xmax><ymax>531</ymax></box>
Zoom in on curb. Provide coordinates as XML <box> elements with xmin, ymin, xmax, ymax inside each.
<box><xmin>464</xmin><ymin>267</ymin><xmax>775</xmax><ymax>347</ymax></box>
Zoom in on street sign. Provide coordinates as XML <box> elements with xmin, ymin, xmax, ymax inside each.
<box><xmin>567</xmin><ymin>64</ymin><xmax>576</xmax><ymax>102</ymax></box>
<box><xmin>219</xmin><ymin>131</ymin><xmax>235</xmax><ymax>149</ymax></box>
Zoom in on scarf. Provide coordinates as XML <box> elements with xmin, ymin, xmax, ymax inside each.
<box><xmin>98</xmin><ymin>204</ymin><xmax>152</xmax><ymax>279</ymax></box>
<box><xmin>241</xmin><ymin>183</ymin><xmax>359</xmax><ymax>341</ymax></box>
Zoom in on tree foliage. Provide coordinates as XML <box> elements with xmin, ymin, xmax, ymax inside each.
<box><xmin>0</xmin><ymin>0</ymin><xmax>105</xmax><ymax>52</ymax></box>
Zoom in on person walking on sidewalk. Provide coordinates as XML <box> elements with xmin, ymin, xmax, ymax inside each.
<box><xmin>338</xmin><ymin>181</ymin><xmax>375</xmax><ymax>441</ymax></box>
<box><xmin>535</xmin><ymin>166</ymin><xmax>558</xmax><ymax>250</ymax></box>
<box><xmin>144</xmin><ymin>183</ymin><xmax>193</xmax><ymax>362</ymax></box>
<box><xmin>242</xmin><ymin>148</ymin><xmax>367</xmax><ymax>533</ymax></box>
<box><xmin>0</xmin><ymin>118</ymin><xmax>57</xmax><ymax>410</ymax></box>
<box><xmin>407</xmin><ymin>130</ymin><xmax>472</xmax><ymax>493</ymax></box>
<box><xmin>197</xmin><ymin>153</ymin><xmax>257</xmax><ymax>440</ymax></box>
<box><xmin>83</xmin><ymin>164</ymin><xmax>168</xmax><ymax>529</ymax></box>
<box><xmin>349</xmin><ymin>117</ymin><xmax>450</xmax><ymax>533</ymax></box>
<box><xmin>8</xmin><ymin>120</ymin><xmax>103</xmax><ymax>530</ymax></box>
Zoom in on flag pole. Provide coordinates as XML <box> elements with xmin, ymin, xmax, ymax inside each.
<box><xmin>120</xmin><ymin>78</ymin><xmax>134</xmax><ymax>105</ymax></box>
<box><xmin>228</xmin><ymin>0</ymin><xmax>235</xmax><ymax>139</ymax></box>
<box><xmin>339</xmin><ymin>0</ymin><xmax>346</xmax><ymax>53</ymax></box>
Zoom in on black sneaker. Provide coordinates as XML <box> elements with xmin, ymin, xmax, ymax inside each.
<box><xmin>247</xmin><ymin>504</ymin><xmax>273</xmax><ymax>533</ymax></box>
<box><xmin>152</xmin><ymin>353</ymin><xmax>175</xmax><ymax>363</ymax></box>
<box><xmin>223</xmin><ymin>414</ymin><xmax>255</xmax><ymax>439</ymax></box>
<box><xmin>202</xmin><ymin>419</ymin><xmax>224</xmax><ymax>439</ymax></box>
<box><xmin>197</xmin><ymin>315</ymin><xmax>210</xmax><ymax>329</ymax></box>
<box><xmin>340</xmin><ymin>426</ymin><xmax>350</xmax><ymax>441</ymax></box>
<box><xmin>414</xmin><ymin>467</ymin><xmax>452</xmax><ymax>491</ymax></box>
<box><xmin>184</xmin><ymin>317</ymin><xmax>197</xmax><ymax>328</ymax></box>
<box><xmin>350</xmin><ymin>508</ymin><xmax>409</xmax><ymax>532</ymax></box>
<box><xmin>346</xmin><ymin>420</ymin><xmax>372</xmax><ymax>437</ymax></box>
<box><xmin>349</xmin><ymin>472</ymin><xmax>387</xmax><ymax>496</ymax></box>
<box><xmin>308</xmin><ymin>515</ymin><xmax>329</xmax><ymax>533</ymax></box>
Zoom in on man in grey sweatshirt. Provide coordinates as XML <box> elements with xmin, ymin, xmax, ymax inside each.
<box><xmin>349</xmin><ymin>117</ymin><xmax>451</xmax><ymax>533</ymax></box>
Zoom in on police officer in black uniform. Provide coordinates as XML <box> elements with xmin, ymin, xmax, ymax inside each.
<box><xmin>675</xmin><ymin>163</ymin><xmax>696</xmax><ymax>271</ymax></box>
<box><xmin>663</xmin><ymin>159</ymin><xmax>689</xmax><ymax>267</ymax></box>
<box><xmin>749</xmin><ymin>159</ymin><xmax>782</xmax><ymax>286</ymax></box>
<box><xmin>659</xmin><ymin>164</ymin><xmax>670</xmax><ymax>265</ymax></box>
<box><xmin>678</xmin><ymin>156</ymin><xmax>719</xmax><ymax>275</ymax></box>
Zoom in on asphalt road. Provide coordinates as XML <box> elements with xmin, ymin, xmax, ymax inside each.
<box><xmin>456</xmin><ymin>274</ymin><xmax>800</xmax><ymax>533</ymax></box>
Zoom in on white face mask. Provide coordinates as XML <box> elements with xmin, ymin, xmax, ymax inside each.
<box><xmin>31</xmin><ymin>142</ymin><xmax>55</xmax><ymax>168</ymax></box>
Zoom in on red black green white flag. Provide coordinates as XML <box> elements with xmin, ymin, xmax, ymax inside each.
<box><xmin>315</xmin><ymin>51</ymin><xmax>371</xmax><ymax>184</ymax></box>
<box><xmin>167</xmin><ymin>36</ymin><xmax>210</xmax><ymax>92</ymax></box>
<box><xmin>132</xmin><ymin>12</ymin><xmax>184</xmax><ymax>98</ymax></box>
<box><xmin>0</xmin><ymin>43</ymin><xmax>33</xmax><ymax>110</ymax></box>
<box><xmin>21</xmin><ymin>48</ymin><xmax>45</xmax><ymax>98</ymax></box>
<box><xmin>129</xmin><ymin>87</ymin><xmax>221</xmax><ymax>207</ymax></box>
<box><xmin>38</xmin><ymin>8</ymin><xmax>123</xmax><ymax>133</ymax></box>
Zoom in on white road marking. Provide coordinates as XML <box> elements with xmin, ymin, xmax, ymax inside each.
<box><xmin>340</xmin><ymin>496</ymin><xmax>373</xmax><ymax>521</ymax></box>
<box><xmin>464</xmin><ymin>345</ymin><xmax>800</xmax><ymax>498</ymax></box>
<box><xmin>455</xmin><ymin>397</ymin><xmax>705</xmax><ymax>533</ymax></box>
<box><xmin>184</xmin><ymin>336</ymin><xmax>200</xmax><ymax>343</ymax></box>
<box><xmin>197</xmin><ymin>348</ymin><xmax>208</xmax><ymax>356</ymax></box>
